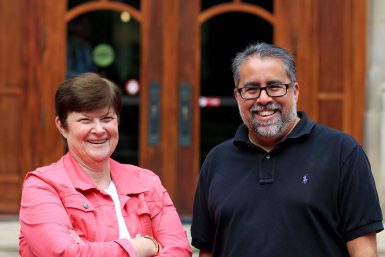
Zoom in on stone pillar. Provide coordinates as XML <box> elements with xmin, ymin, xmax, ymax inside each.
<box><xmin>365</xmin><ymin>0</ymin><xmax>385</xmax><ymax>212</ymax></box>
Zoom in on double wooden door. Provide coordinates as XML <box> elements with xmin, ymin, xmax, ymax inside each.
<box><xmin>0</xmin><ymin>0</ymin><xmax>367</xmax><ymax>214</ymax></box>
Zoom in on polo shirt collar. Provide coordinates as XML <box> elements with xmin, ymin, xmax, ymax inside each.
<box><xmin>233</xmin><ymin>111</ymin><xmax>315</xmax><ymax>146</ymax></box>
<box><xmin>286</xmin><ymin>112</ymin><xmax>315</xmax><ymax>139</ymax></box>
<box><xmin>63</xmin><ymin>152</ymin><xmax>148</xmax><ymax>195</ymax></box>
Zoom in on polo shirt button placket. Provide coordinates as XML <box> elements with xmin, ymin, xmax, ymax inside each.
<box><xmin>259</xmin><ymin>153</ymin><xmax>274</xmax><ymax>184</ymax></box>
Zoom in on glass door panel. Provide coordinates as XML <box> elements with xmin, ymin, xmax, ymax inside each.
<box><xmin>200</xmin><ymin>12</ymin><xmax>273</xmax><ymax>164</ymax></box>
<box><xmin>116</xmin><ymin>0</ymin><xmax>140</xmax><ymax>9</ymax></box>
<box><xmin>67</xmin><ymin>10</ymin><xmax>141</xmax><ymax>164</ymax></box>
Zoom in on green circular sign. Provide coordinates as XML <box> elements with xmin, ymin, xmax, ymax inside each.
<box><xmin>92</xmin><ymin>44</ymin><xmax>115</xmax><ymax>67</ymax></box>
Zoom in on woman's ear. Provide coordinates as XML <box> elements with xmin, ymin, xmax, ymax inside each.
<box><xmin>55</xmin><ymin>117</ymin><xmax>67</xmax><ymax>139</ymax></box>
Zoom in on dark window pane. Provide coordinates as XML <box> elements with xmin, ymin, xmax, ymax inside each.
<box><xmin>67</xmin><ymin>11</ymin><xmax>141</xmax><ymax>164</ymax></box>
<box><xmin>200</xmin><ymin>12</ymin><xmax>273</xmax><ymax>164</ymax></box>
<box><xmin>243</xmin><ymin>0</ymin><xmax>273</xmax><ymax>12</ymax></box>
<box><xmin>201</xmin><ymin>12</ymin><xmax>273</xmax><ymax>96</ymax></box>
<box><xmin>113</xmin><ymin>0</ymin><xmax>140</xmax><ymax>10</ymax></box>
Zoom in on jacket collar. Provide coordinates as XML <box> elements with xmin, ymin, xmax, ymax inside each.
<box><xmin>63</xmin><ymin>152</ymin><xmax>149</xmax><ymax>195</ymax></box>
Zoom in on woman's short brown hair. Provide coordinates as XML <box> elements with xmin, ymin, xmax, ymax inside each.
<box><xmin>55</xmin><ymin>73</ymin><xmax>122</xmax><ymax>128</ymax></box>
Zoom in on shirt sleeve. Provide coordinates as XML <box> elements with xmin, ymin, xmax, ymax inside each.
<box><xmin>190</xmin><ymin>161</ymin><xmax>215</xmax><ymax>252</ymax></box>
<box><xmin>338</xmin><ymin>144</ymin><xmax>384</xmax><ymax>241</ymax></box>
<box><xmin>19</xmin><ymin>173</ymin><xmax>136</xmax><ymax>257</ymax></box>
<box><xmin>148</xmin><ymin>176</ymin><xmax>192</xmax><ymax>257</ymax></box>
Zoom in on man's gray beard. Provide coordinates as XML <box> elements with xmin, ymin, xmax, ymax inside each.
<box><xmin>242</xmin><ymin>103</ymin><xmax>297</xmax><ymax>138</ymax></box>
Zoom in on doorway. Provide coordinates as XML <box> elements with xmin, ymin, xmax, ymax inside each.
<box><xmin>63</xmin><ymin>0</ymin><xmax>295</xmax><ymax>215</ymax></box>
<box><xmin>200</xmin><ymin>11</ymin><xmax>273</xmax><ymax>164</ymax></box>
<box><xmin>0</xmin><ymin>0</ymin><xmax>368</xmax><ymax>214</ymax></box>
<box><xmin>66</xmin><ymin>2</ymin><xmax>141</xmax><ymax>165</ymax></box>
<box><xmin>27</xmin><ymin>0</ymin><xmax>366</xmax><ymax>216</ymax></box>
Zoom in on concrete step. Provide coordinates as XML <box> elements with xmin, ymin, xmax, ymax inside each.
<box><xmin>0</xmin><ymin>220</ymin><xmax>19</xmax><ymax>257</ymax></box>
<box><xmin>1</xmin><ymin>220</ymin><xmax>383</xmax><ymax>257</ymax></box>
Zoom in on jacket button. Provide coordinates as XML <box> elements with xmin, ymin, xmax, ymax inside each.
<box><xmin>83</xmin><ymin>202</ymin><xmax>89</xmax><ymax>209</ymax></box>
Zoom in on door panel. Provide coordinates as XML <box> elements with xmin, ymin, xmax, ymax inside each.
<box><xmin>0</xmin><ymin>91</ymin><xmax>22</xmax><ymax>212</ymax></box>
<box><xmin>199</xmin><ymin>10</ymin><xmax>273</xmax><ymax>165</ymax></box>
<box><xmin>174</xmin><ymin>0</ymin><xmax>200</xmax><ymax>215</ymax></box>
<box><xmin>0</xmin><ymin>0</ymin><xmax>48</xmax><ymax>213</ymax></box>
<box><xmin>66</xmin><ymin>2</ymin><xmax>142</xmax><ymax>165</ymax></box>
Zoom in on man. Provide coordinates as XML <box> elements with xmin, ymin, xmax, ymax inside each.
<box><xmin>191</xmin><ymin>42</ymin><xmax>383</xmax><ymax>257</ymax></box>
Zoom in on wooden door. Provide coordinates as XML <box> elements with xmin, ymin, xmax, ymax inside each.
<box><xmin>153</xmin><ymin>0</ymin><xmax>367</xmax><ymax>215</ymax></box>
<box><xmin>174</xmin><ymin>0</ymin><xmax>305</xmax><ymax>215</ymax></box>
<box><xmin>142</xmin><ymin>0</ymin><xmax>289</xmax><ymax>215</ymax></box>
<box><xmin>303</xmin><ymin>0</ymin><xmax>367</xmax><ymax>141</ymax></box>
<box><xmin>0</xmin><ymin>0</ymin><xmax>64</xmax><ymax>213</ymax></box>
<box><xmin>0</xmin><ymin>0</ymin><xmax>25</xmax><ymax>213</ymax></box>
<box><xmin>0</xmin><ymin>0</ymin><xmax>367</xmax><ymax>214</ymax></box>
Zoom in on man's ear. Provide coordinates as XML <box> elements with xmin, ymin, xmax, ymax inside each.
<box><xmin>293</xmin><ymin>82</ymin><xmax>300</xmax><ymax>103</ymax></box>
<box><xmin>234</xmin><ymin>87</ymin><xmax>240</xmax><ymax>101</ymax></box>
<box><xmin>55</xmin><ymin>117</ymin><xmax>67</xmax><ymax>139</ymax></box>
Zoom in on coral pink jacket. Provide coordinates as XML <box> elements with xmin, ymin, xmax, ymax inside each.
<box><xmin>19</xmin><ymin>152</ymin><xmax>192</xmax><ymax>257</ymax></box>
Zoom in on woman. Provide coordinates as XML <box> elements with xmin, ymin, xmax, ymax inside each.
<box><xmin>19</xmin><ymin>73</ymin><xmax>192</xmax><ymax>257</ymax></box>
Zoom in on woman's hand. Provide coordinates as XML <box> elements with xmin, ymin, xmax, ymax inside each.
<box><xmin>130</xmin><ymin>235</ymin><xmax>162</xmax><ymax>257</ymax></box>
<box><xmin>69</xmin><ymin>229</ymin><xmax>162</xmax><ymax>256</ymax></box>
<box><xmin>69</xmin><ymin>230</ymin><xmax>83</xmax><ymax>244</ymax></box>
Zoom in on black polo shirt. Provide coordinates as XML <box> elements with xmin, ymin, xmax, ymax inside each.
<box><xmin>191</xmin><ymin>112</ymin><xmax>383</xmax><ymax>257</ymax></box>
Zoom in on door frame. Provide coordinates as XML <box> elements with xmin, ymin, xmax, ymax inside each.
<box><xmin>28</xmin><ymin>0</ymin><xmax>367</xmax><ymax>216</ymax></box>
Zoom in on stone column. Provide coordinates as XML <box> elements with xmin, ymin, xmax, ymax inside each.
<box><xmin>365</xmin><ymin>0</ymin><xmax>385</xmax><ymax>212</ymax></box>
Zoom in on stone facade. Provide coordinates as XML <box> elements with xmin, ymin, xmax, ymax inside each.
<box><xmin>365</xmin><ymin>0</ymin><xmax>385</xmax><ymax>214</ymax></box>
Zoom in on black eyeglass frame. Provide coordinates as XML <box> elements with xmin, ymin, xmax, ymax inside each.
<box><xmin>236</xmin><ymin>82</ymin><xmax>293</xmax><ymax>100</ymax></box>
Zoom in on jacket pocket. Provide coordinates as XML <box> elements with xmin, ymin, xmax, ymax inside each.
<box><xmin>124</xmin><ymin>193</ymin><xmax>162</xmax><ymax>236</ymax></box>
<box><xmin>61</xmin><ymin>193</ymin><xmax>96</xmax><ymax>241</ymax></box>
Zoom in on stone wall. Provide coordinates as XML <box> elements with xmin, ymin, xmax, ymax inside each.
<box><xmin>365</xmin><ymin>0</ymin><xmax>385</xmax><ymax>214</ymax></box>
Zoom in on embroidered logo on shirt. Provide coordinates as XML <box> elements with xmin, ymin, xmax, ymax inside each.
<box><xmin>302</xmin><ymin>174</ymin><xmax>309</xmax><ymax>184</ymax></box>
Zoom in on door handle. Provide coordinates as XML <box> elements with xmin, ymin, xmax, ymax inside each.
<box><xmin>148</xmin><ymin>82</ymin><xmax>160</xmax><ymax>145</ymax></box>
<box><xmin>179</xmin><ymin>83</ymin><xmax>191</xmax><ymax>147</ymax></box>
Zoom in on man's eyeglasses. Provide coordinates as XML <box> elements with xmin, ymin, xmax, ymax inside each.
<box><xmin>236</xmin><ymin>82</ymin><xmax>292</xmax><ymax>100</ymax></box>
